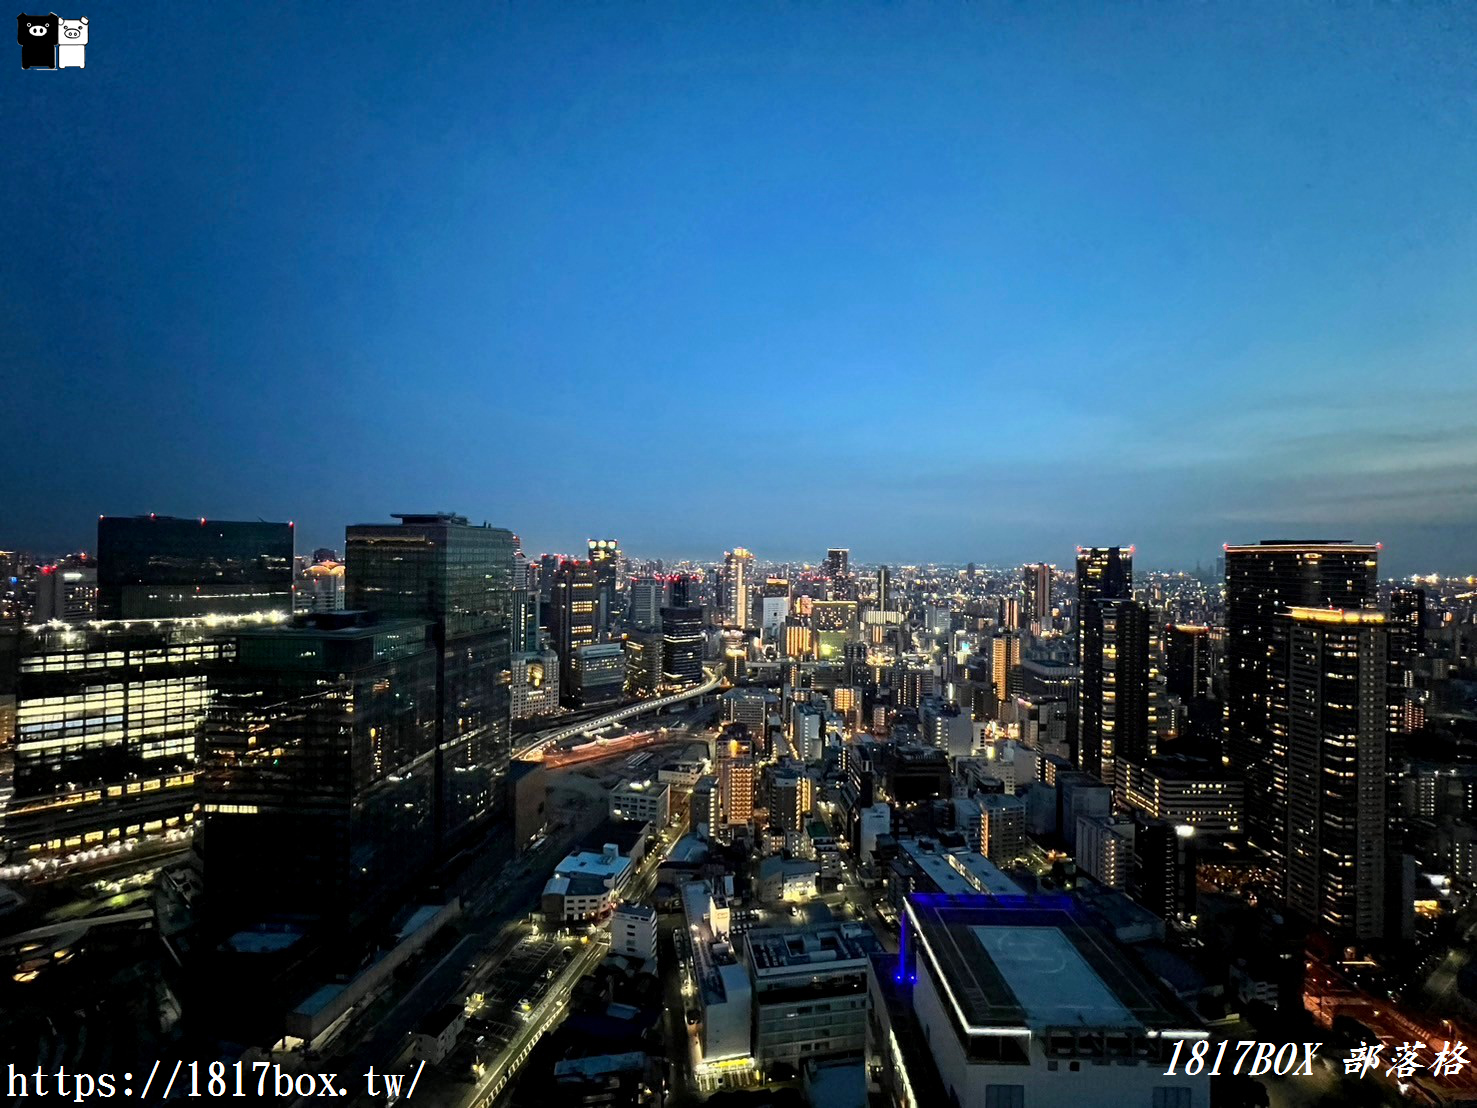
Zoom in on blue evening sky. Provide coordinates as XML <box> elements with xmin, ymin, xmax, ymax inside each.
<box><xmin>4</xmin><ymin>2</ymin><xmax>1476</xmax><ymax>572</ymax></box>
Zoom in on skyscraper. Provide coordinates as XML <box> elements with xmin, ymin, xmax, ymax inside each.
<box><xmin>345</xmin><ymin>512</ymin><xmax>517</xmax><ymax>846</ymax></box>
<box><xmin>990</xmin><ymin>631</ymin><xmax>1022</xmax><ymax>708</ymax></box>
<box><xmin>1080</xmin><ymin>597</ymin><xmax>1150</xmax><ymax>787</ymax></box>
<box><xmin>1075</xmin><ymin>546</ymin><xmax>1133</xmax><ymax>609</ymax></box>
<box><xmin>1163</xmin><ymin>623</ymin><xmax>1212</xmax><ymax>702</ymax></box>
<box><xmin>722</xmin><ymin>548</ymin><xmax>753</xmax><ymax>628</ymax></box>
<box><xmin>661</xmin><ymin>605</ymin><xmax>704</xmax><ymax>688</ymax></box>
<box><xmin>1024</xmin><ymin>563</ymin><xmax>1052</xmax><ymax>623</ymax></box>
<box><xmin>812</xmin><ymin>600</ymin><xmax>859</xmax><ymax>661</ymax></box>
<box><xmin>1223</xmin><ymin>541</ymin><xmax>1378</xmax><ymax>865</ymax></box>
<box><xmin>97</xmin><ymin>515</ymin><xmax>294</xmax><ymax>619</ymax></box>
<box><xmin>875</xmin><ymin>564</ymin><xmax>891</xmax><ymax>612</ymax></box>
<box><xmin>825</xmin><ymin>548</ymin><xmax>850</xmax><ymax>597</ymax></box>
<box><xmin>627</xmin><ymin>575</ymin><xmax>669</xmax><ymax>630</ymax></box>
<box><xmin>1388</xmin><ymin>586</ymin><xmax>1427</xmax><ymax>735</ymax></box>
<box><xmin>1283</xmin><ymin>607</ymin><xmax>1388</xmax><ymax>941</ymax></box>
<box><xmin>760</xmin><ymin>578</ymin><xmax>790</xmax><ymax>640</ymax></box>
<box><xmin>670</xmin><ymin>572</ymin><xmax>696</xmax><ymax>609</ymax></box>
<box><xmin>199</xmin><ymin>612</ymin><xmax>438</xmax><ymax>932</ymax></box>
<box><xmin>623</xmin><ymin>629</ymin><xmax>662</xmax><ymax>697</ymax></box>
<box><xmin>548</xmin><ymin>560</ymin><xmax>598</xmax><ymax>704</ymax></box>
<box><xmin>588</xmin><ymin>538</ymin><xmax>619</xmax><ymax>630</ymax></box>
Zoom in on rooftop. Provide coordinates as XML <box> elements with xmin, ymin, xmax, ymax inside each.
<box><xmin>552</xmin><ymin>1052</ymin><xmax>648</xmax><ymax>1080</ymax></box>
<box><xmin>578</xmin><ymin>818</ymin><xmax>649</xmax><ymax>856</ymax></box>
<box><xmin>904</xmin><ymin>895</ymin><xmax>1199</xmax><ymax>1035</ymax></box>
<box><xmin>614</xmin><ymin>902</ymin><xmax>656</xmax><ymax>921</ymax></box>
<box><xmin>745</xmin><ymin>923</ymin><xmax>881</xmax><ymax>972</ymax></box>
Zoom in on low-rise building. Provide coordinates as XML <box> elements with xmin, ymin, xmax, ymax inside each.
<box><xmin>756</xmin><ymin>857</ymin><xmax>821</xmax><ymax>903</ymax></box>
<box><xmin>681</xmin><ymin>879</ymin><xmax>753</xmax><ymax>1069</ymax></box>
<box><xmin>610</xmin><ymin>778</ymin><xmax>671</xmax><ymax>826</ymax></box>
<box><xmin>746</xmin><ymin>923</ymin><xmax>881</xmax><ymax>1072</ymax></box>
<box><xmin>411</xmin><ymin>1004</ymin><xmax>466</xmax><ymax>1066</ymax></box>
<box><xmin>542</xmin><ymin>823</ymin><xmax>649</xmax><ymax>924</ymax></box>
<box><xmin>611</xmin><ymin>901</ymin><xmax>658</xmax><ymax>962</ymax></box>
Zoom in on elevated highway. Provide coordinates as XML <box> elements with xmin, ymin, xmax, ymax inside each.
<box><xmin>514</xmin><ymin>665</ymin><xmax>722</xmax><ymax>761</ymax></box>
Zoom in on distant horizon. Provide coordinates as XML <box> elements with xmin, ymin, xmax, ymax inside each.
<box><xmin>6</xmin><ymin>512</ymin><xmax>1466</xmax><ymax>581</ymax></box>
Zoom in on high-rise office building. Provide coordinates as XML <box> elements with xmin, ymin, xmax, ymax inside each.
<box><xmin>345</xmin><ymin>513</ymin><xmax>516</xmax><ymax>846</ymax></box>
<box><xmin>760</xmin><ymin>578</ymin><xmax>790</xmax><ymax>639</ymax></box>
<box><xmin>1080</xmin><ymin>598</ymin><xmax>1150</xmax><ymax>786</ymax></box>
<box><xmin>547</xmin><ymin>559</ymin><xmax>598</xmax><ymax>704</ymax></box>
<box><xmin>1223</xmin><ymin>541</ymin><xmax>1377</xmax><ymax>865</ymax></box>
<box><xmin>4</xmin><ymin>616</ymin><xmax>266</xmax><ymax>860</ymax></box>
<box><xmin>1284</xmin><ymin>607</ymin><xmax>1388</xmax><ymax>941</ymax></box>
<box><xmin>627</xmin><ymin>575</ymin><xmax>669</xmax><ymax>630</ymax></box>
<box><xmin>1024</xmin><ymin>562</ymin><xmax>1052</xmax><ymax>623</ymax></box>
<box><xmin>512</xmin><ymin>648</ymin><xmax>561</xmax><ymax>718</ymax></box>
<box><xmin>722</xmin><ymin>548</ymin><xmax>754</xmax><ymax>628</ymax></box>
<box><xmin>198</xmin><ymin>612</ymin><xmax>438</xmax><ymax>932</ymax></box>
<box><xmin>97</xmin><ymin>515</ymin><xmax>294</xmax><ymax>619</ymax></box>
<box><xmin>875</xmin><ymin>565</ymin><xmax>890</xmax><ymax>612</ymax></box>
<box><xmin>670</xmin><ymin>572</ymin><xmax>696</xmax><ymax>609</ymax></box>
<box><xmin>588</xmin><ymin>539</ymin><xmax>619</xmax><ymax>630</ymax></box>
<box><xmin>32</xmin><ymin>558</ymin><xmax>98</xmax><ymax>623</ymax></box>
<box><xmin>623</xmin><ymin>629</ymin><xmax>662</xmax><ymax>698</ymax></box>
<box><xmin>573</xmin><ymin>642</ymin><xmax>626</xmax><ymax>707</ymax></box>
<box><xmin>661</xmin><ymin>605</ymin><xmax>704</xmax><ymax>688</ymax></box>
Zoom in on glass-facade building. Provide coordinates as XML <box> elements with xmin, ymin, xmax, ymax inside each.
<box><xmin>2</xmin><ymin>616</ymin><xmax>280</xmax><ymax>861</ymax></box>
<box><xmin>198</xmin><ymin>612</ymin><xmax>437</xmax><ymax>931</ymax></box>
<box><xmin>549</xmin><ymin>560</ymin><xmax>598</xmax><ymax>705</ymax></box>
<box><xmin>97</xmin><ymin>516</ymin><xmax>294</xmax><ymax>619</ymax></box>
<box><xmin>661</xmin><ymin>605</ymin><xmax>704</xmax><ymax>688</ymax></box>
<box><xmin>345</xmin><ymin>514</ymin><xmax>516</xmax><ymax>850</ymax></box>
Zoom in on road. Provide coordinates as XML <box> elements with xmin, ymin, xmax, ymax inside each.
<box><xmin>516</xmin><ymin>668</ymin><xmax>723</xmax><ymax>760</ymax></box>
<box><xmin>325</xmin><ymin>828</ymin><xmax>586</xmax><ymax>1106</ymax></box>
<box><xmin>464</xmin><ymin>935</ymin><xmax>609</xmax><ymax>1108</ymax></box>
<box><xmin>1305</xmin><ymin>952</ymin><xmax>1477</xmax><ymax>1104</ymax></box>
<box><xmin>465</xmin><ymin>814</ymin><xmax>692</xmax><ymax>1108</ymax></box>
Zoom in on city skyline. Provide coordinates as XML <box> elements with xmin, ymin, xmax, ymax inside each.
<box><xmin>5</xmin><ymin>3</ymin><xmax>1477</xmax><ymax>571</ymax></box>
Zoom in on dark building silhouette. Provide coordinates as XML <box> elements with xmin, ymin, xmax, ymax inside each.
<box><xmin>1284</xmin><ymin>607</ymin><xmax>1388</xmax><ymax>941</ymax></box>
<box><xmin>548</xmin><ymin>559</ymin><xmax>598</xmax><ymax>704</ymax></box>
<box><xmin>1223</xmin><ymin>541</ymin><xmax>1377</xmax><ymax>869</ymax></box>
<box><xmin>1025</xmin><ymin>562</ymin><xmax>1052</xmax><ymax>623</ymax></box>
<box><xmin>1079</xmin><ymin>597</ymin><xmax>1150</xmax><ymax>786</ymax></box>
<box><xmin>1075</xmin><ymin>545</ymin><xmax>1133</xmax><ymax>608</ymax></box>
<box><xmin>346</xmin><ymin>513</ymin><xmax>516</xmax><ymax>848</ymax></box>
<box><xmin>661</xmin><ymin>605</ymin><xmax>704</xmax><ymax>688</ymax></box>
<box><xmin>97</xmin><ymin>515</ymin><xmax>293</xmax><ymax>619</ymax></box>
<box><xmin>1163</xmin><ymin>623</ymin><xmax>1212</xmax><ymax>702</ymax></box>
<box><xmin>199</xmin><ymin>612</ymin><xmax>438</xmax><ymax>932</ymax></box>
<box><xmin>1131</xmin><ymin>815</ymin><xmax>1198</xmax><ymax>926</ymax></box>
